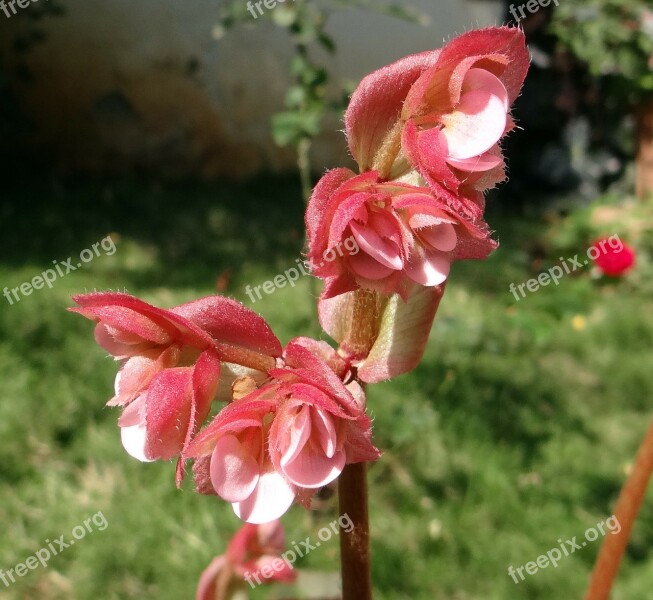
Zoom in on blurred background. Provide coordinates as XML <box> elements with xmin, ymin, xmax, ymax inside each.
<box><xmin>1</xmin><ymin>0</ymin><xmax>653</xmax><ymax>598</ymax></box>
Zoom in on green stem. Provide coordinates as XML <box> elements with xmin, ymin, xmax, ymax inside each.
<box><xmin>297</xmin><ymin>136</ymin><xmax>312</xmax><ymax>205</ymax></box>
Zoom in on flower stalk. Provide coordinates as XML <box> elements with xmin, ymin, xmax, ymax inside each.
<box><xmin>338</xmin><ymin>462</ymin><xmax>372</xmax><ymax>600</ymax></box>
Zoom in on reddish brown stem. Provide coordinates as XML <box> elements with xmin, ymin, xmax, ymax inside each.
<box><xmin>338</xmin><ymin>462</ymin><xmax>372</xmax><ymax>600</ymax></box>
<box><xmin>584</xmin><ymin>417</ymin><xmax>653</xmax><ymax>600</ymax></box>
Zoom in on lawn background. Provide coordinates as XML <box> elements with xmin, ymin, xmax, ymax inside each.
<box><xmin>1</xmin><ymin>177</ymin><xmax>652</xmax><ymax>599</ymax></box>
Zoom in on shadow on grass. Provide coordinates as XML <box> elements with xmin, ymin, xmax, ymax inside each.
<box><xmin>0</xmin><ymin>174</ymin><xmax>307</xmax><ymax>289</ymax></box>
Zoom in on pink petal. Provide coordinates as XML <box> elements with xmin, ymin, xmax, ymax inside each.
<box><xmin>408</xmin><ymin>124</ymin><xmax>462</xmax><ymax>194</ymax></box>
<box><xmin>189</xmin><ymin>350</ymin><xmax>222</xmax><ymax>437</ymax></box>
<box><xmin>367</xmin><ymin>209</ymin><xmax>405</xmax><ymax>243</ymax></box>
<box><xmin>192</xmin><ymin>455</ymin><xmax>218</xmax><ymax>496</ymax></box>
<box><xmin>71</xmin><ymin>292</ymin><xmax>215</xmax><ymax>350</ymax></box>
<box><xmin>282</xmin><ymin>384</ymin><xmax>348</xmax><ymax>419</ymax></box>
<box><xmin>404</xmin><ymin>209</ymin><xmax>455</xmax><ymax>229</ymax></box>
<box><xmin>305</xmin><ymin>168</ymin><xmax>357</xmax><ymax>261</ymax></box>
<box><xmin>447</xmin><ymin>153</ymin><xmax>503</xmax><ymax>172</ymax></box>
<box><xmin>450</xmin><ymin>27</ymin><xmax>530</xmax><ymax>103</ymax></box>
<box><xmin>79</xmin><ymin>305</ymin><xmax>174</xmax><ymax>345</ymax></box>
<box><xmin>226</xmin><ymin>523</ymin><xmax>258</xmax><ymax>564</ymax></box>
<box><xmin>462</xmin><ymin>68</ymin><xmax>509</xmax><ymax>110</ymax></box>
<box><xmin>195</xmin><ymin>556</ymin><xmax>228</xmax><ymax>600</ymax></box>
<box><xmin>350</xmin><ymin>220</ymin><xmax>403</xmax><ymax>271</ymax></box>
<box><xmin>233</xmin><ymin>471</ymin><xmax>296</xmax><ymax>524</ymax></box>
<box><xmin>251</xmin><ymin>555</ymin><xmax>296</xmax><ymax>583</ymax></box>
<box><xmin>404</xmin><ymin>27</ymin><xmax>528</xmax><ymax>114</ymax></box>
<box><xmin>345</xmin><ymin>49</ymin><xmax>440</xmax><ymax>170</ymax></box>
<box><xmin>142</xmin><ymin>368</ymin><xmax>194</xmax><ymax>460</ymax></box>
<box><xmin>324</xmin><ymin>189</ymin><xmax>373</xmax><ymax>252</ymax></box>
<box><xmin>110</xmin><ymin>345</ymin><xmax>181</xmax><ymax>406</ymax></box>
<box><xmin>348</xmin><ymin>251</ymin><xmax>396</xmax><ymax>280</ymax></box>
<box><xmin>285</xmin><ymin>337</ymin><xmax>348</xmax><ymax>380</ymax></box>
<box><xmin>406</xmin><ymin>247</ymin><xmax>451</xmax><ymax>286</ymax></box>
<box><xmin>118</xmin><ymin>394</ymin><xmax>145</xmax><ymax>426</ymax></box>
<box><xmin>345</xmin><ymin>414</ymin><xmax>382</xmax><ymax>464</ymax></box>
<box><xmin>418</xmin><ymin>222</ymin><xmax>457</xmax><ymax>252</ymax></box>
<box><xmin>176</xmin><ymin>351</ymin><xmax>222</xmax><ymax>487</ymax></box>
<box><xmin>257</xmin><ymin>520</ymin><xmax>286</xmax><ymax>552</ymax></box>
<box><xmin>278</xmin><ymin>340</ymin><xmax>360</xmax><ymax>415</ymax></box>
<box><xmin>184</xmin><ymin>394</ymin><xmax>277</xmax><ymax>459</ymax></box>
<box><xmin>210</xmin><ymin>434</ymin><xmax>261</xmax><ymax>503</ymax></box>
<box><xmin>312</xmin><ymin>408</ymin><xmax>337</xmax><ymax>459</ymax></box>
<box><xmin>345</xmin><ymin>380</ymin><xmax>367</xmax><ymax>414</ymax></box>
<box><xmin>171</xmin><ymin>296</ymin><xmax>282</xmax><ymax>358</ymax></box>
<box><xmin>120</xmin><ymin>425</ymin><xmax>153</xmax><ymax>462</ymax></box>
<box><xmin>441</xmin><ymin>87</ymin><xmax>508</xmax><ymax>160</ymax></box>
<box><xmin>280</xmin><ymin>406</ymin><xmax>312</xmax><ymax>468</ymax></box>
<box><xmin>94</xmin><ymin>323</ymin><xmax>151</xmax><ymax>358</ymax></box>
<box><xmin>281</xmin><ymin>446</ymin><xmax>346</xmax><ymax>489</ymax></box>
<box><xmin>119</xmin><ymin>399</ymin><xmax>155</xmax><ymax>463</ymax></box>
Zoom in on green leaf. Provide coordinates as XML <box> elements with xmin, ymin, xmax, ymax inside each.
<box><xmin>318</xmin><ymin>32</ymin><xmax>336</xmax><ymax>54</ymax></box>
<box><xmin>271</xmin><ymin>111</ymin><xmax>305</xmax><ymax>147</ymax></box>
<box><xmin>285</xmin><ymin>85</ymin><xmax>307</xmax><ymax>109</ymax></box>
<box><xmin>271</xmin><ymin>6</ymin><xmax>297</xmax><ymax>27</ymax></box>
<box><xmin>271</xmin><ymin>108</ymin><xmax>324</xmax><ymax>147</ymax></box>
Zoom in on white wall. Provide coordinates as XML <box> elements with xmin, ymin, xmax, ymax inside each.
<box><xmin>0</xmin><ymin>0</ymin><xmax>503</xmax><ymax>176</ymax></box>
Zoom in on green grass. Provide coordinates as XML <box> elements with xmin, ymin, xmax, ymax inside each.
<box><xmin>1</xmin><ymin>177</ymin><xmax>652</xmax><ymax>599</ymax></box>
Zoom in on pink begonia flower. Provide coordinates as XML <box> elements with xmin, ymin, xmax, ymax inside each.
<box><xmin>267</xmin><ymin>338</ymin><xmax>379</xmax><ymax>487</ymax></box>
<box><xmin>196</xmin><ymin>520</ymin><xmax>295</xmax><ymax>600</ymax></box>
<box><xmin>184</xmin><ymin>338</ymin><xmax>379</xmax><ymax>524</ymax></box>
<box><xmin>185</xmin><ymin>389</ymin><xmax>297</xmax><ymax>524</ymax></box>
<box><xmin>70</xmin><ymin>293</ymin><xmax>282</xmax><ymax>467</ymax></box>
<box><xmin>306</xmin><ymin>169</ymin><xmax>497</xmax><ymax>300</ymax></box>
<box><xmin>345</xmin><ymin>26</ymin><xmax>529</xmax><ymax>219</ymax></box>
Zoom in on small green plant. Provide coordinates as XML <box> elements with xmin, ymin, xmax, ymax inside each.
<box><xmin>215</xmin><ymin>0</ymin><xmax>427</xmax><ymax>201</ymax></box>
<box><xmin>550</xmin><ymin>0</ymin><xmax>653</xmax><ymax>106</ymax></box>
<box><xmin>551</xmin><ymin>0</ymin><xmax>653</xmax><ymax>198</ymax></box>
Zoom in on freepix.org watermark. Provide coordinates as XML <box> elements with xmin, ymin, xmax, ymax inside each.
<box><xmin>1</xmin><ymin>0</ymin><xmax>47</xmax><ymax>19</ymax></box>
<box><xmin>246</xmin><ymin>0</ymin><xmax>294</xmax><ymax>19</ymax></box>
<box><xmin>508</xmin><ymin>0</ymin><xmax>560</xmax><ymax>23</ymax></box>
<box><xmin>244</xmin><ymin>513</ymin><xmax>354</xmax><ymax>588</ymax></box>
<box><xmin>509</xmin><ymin>234</ymin><xmax>624</xmax><ymax>301</ymax></box>
<box><xmin>0</xmin><ymin>511</ymin><xmax>109</xmax><ymax>589</ymax></box>
<box><xmin>508</xmin><ymin>515</ymin><xmax>621</xmax><ymax>584</ymax></box>
<box><xmin>3</xmin><ymin>235</ymin><xmax>116</xmax><ymax>305</ymax></box>
<box><xmin>244</xmin><ymin>235</ymin><xmax>359</xmax><ymax>304</ymax></box>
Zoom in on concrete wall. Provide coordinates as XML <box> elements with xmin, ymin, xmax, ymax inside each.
<box><xmin>0</xmin><ymin>0</ymin><xmax>503</xmax><ymax>177</ymax></box>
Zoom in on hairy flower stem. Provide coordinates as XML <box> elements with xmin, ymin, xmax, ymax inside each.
<box><xmin>584</xmin><ymin>416</ymin><xmax>653</xmax><ymax>600</ymax></box>
<box><xmin>338</xmin><ymin>461</ymin><xmax>372</xmax><ymax>600</ymax></box>
<box><xmin>336</xmin><ymin>289</ymin><xmax>380</xmax><ymax>599</ymax></box>
<box><xmin>336</xmin><ymin>289</ymin><xmax>386</xmax><ymax>364</ymax></box>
